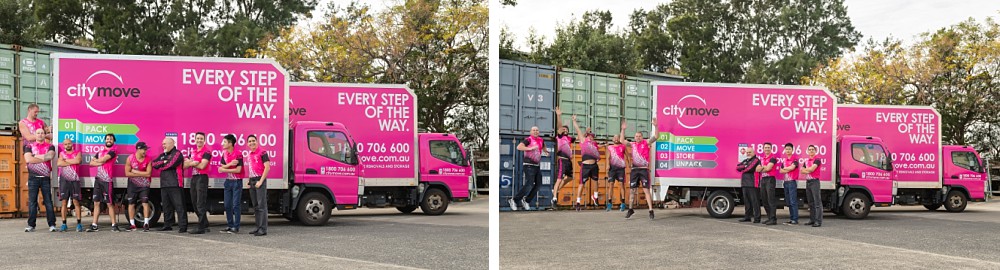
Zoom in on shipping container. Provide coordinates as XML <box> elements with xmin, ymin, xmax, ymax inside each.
<box><xmin>499</xmin><ymin>134</ymin><xmax>554</xmax><ymax>211</ymax></box>
<box><xmin>623</xmin><ymin>77</ymin><xmax>652</xmax><ymax>138</ymax></box>
<box><xmin>590</xmin><ymin>73</ymin><xmax>623</xmax><ymax>139</ymax></box>
<box><xmin>557</xmin><ymin>68</ymin><xmax>592</xmax><ymax>134</ymax></box>
<box><xmin>553</xmin><ymin>142</ymin><xmax>658</xmax><ymax>209</ymax></box>
<box><xmin>499</xmin><ymin>60</ymin><xmax>556</xmax><ymax>135</ymax></box>
<box><xmin>0</xmin><ymin>136</ymin><xmax>17</xmax><ymax>216</ymax></box>
<box><xmin>1</xmin><ymin>43</ymin><xmax>95</xmax><ymax>131</ymax></box>
<box><xmin>0</xmin><ymin>47</ymin><xmax>15</xmax><ymax>128</ymax></box>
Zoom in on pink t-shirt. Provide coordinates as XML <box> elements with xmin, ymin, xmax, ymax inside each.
<box><xmin>189</xmin><ymin>145</ymin><xmax>212</xmax><ymax>175</ymax></box>
<box><xmin>221</xmin><ymin>149</ymin><xmax>245</xmax><ymax>179</ymax></box>
<box><xmin>805</xmin><ymin>157</ymin><xmax>822</xmax><ymax>180</ymax></box>
<box><xmin>244</xmin><ymin>147</ymin><xmax>271</xmax><ymax>178</ymax></box>
<box><xmin>555</xmin><ymin>135</ymin><xmax>574</xmax><ymax>159</ymax></box>
<box><xmin>24</xmin><ymin>141</ymin><xmax>54</xmax><ymax>177</ymax></box>
<box><xmin>95</xmin><ymin>146</ymin><xmax>117</xmax><ymax>183</ymax></box>
<box><xmin>580</xmin><ymin>138</ymin><xmax>599</xmax><ymax>162</ymax></box>
<box><xmin>20</xmin><ymin>118</ymin><xmax>45</xmax><ymax>142</ymax></box>
<box><xmin>607</xmin><ymin>144</ymin><xmax>626</xmax><ymax>169</ymax></box>
<box><xmin>521</xmin><ymin>136</ymin><xmax>544</xmax><ymax>164</ymax></box>
<box><xmin>759</xmin><ymin>153</ymin><xmax>778</xmax><ymax>178</ymax></box>
<box><xmin>630</xmin><ymin>141</ymin><xmax>651</xmax><ymax>168</ymax></box>
<box><xmin>128</xmin><ymin>154</ymin><xmax>152</xmax><ymax>187</ymax></box>
<box><xmin>59</xmin><ymin>149</ymin><xmax>81</xmax><ymax>181</ymax></box>
<box><xmin>778</xmin><ymin>155</ymin><xmax>799</xmax><ymax>181</ymax></box>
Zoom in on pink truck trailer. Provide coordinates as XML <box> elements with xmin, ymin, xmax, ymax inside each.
<box><xmin>653</xmin><ymin>82</ymin><xmax>895</xmax><ymax>220</ymax></box>
<box><xmin>52</xmin><ymin>54</ymin><xmax>470</xmax><ymax>226</ymax></box>
<box><xmin>837</xmin><ymin>105</ymin><xmax>987</xmax><ymax>212</ymax></box>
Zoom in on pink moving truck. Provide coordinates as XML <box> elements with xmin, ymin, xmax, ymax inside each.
<box><xmin>653</xmin><ymin>82</ymin><xmax>896</xmax><ymax>219</ymax></box>
<box><xmin>837</xmin><ymin>105</ymin><xmax>987</xmax><ymax>212</ymax></box>
<box><xmin>52</xmin><ymin>54</ymin><xmax>471</xmax><ymax>226</ymax></box>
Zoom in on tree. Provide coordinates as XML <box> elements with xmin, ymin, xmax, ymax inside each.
<box><xmin>255</xmin><ymin>0</ymin><xmax>489</xmax><ymax>152</ymax></box>
<box><xmin>531</xmin><ymin>10</ymin><xmax>639</xmax><ymax>75</ymax></box>
<box><xmin>0</xmin><ymin>0</ymin><xmax>41</xmax><ymax>46</ymax></box>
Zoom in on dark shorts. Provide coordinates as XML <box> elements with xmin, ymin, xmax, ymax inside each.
<box><xmin>126</xmin><ymin>184</ymin><xmax>150</xmax><ymax>204</ymax></box>
<box><xmin>557</xmin><ymin>157</ymin><xmax>573</xmax><ymax>178</ymax></box>
<box><xmin>630</xmin><ymin>168</ymin><xmax>650</xmax><ymax>188</ymax></box>
<box><xmin>59</xmin><ymin>180</ymin><xmax>82</xmax><ymax>201</ymax></box>
<box><xmin>93</xmin><ymin>181</ymin><xmax>113</xmax><ymax>204</ymax></box>
<box><xmin>608</xmin><ymin>167</ymin><xmax>625</xmax><ymax>182</ymax></box>
<box><xmin>580</xmin><ymin>163</ymin><xmax>599</xmax><ymax>184</ymax></box>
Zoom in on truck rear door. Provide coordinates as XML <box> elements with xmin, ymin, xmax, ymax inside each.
<box><xmin>296</xmin><ymin>127</ymin><xmax>360</xmax><ymax>206</ymax></box>
<box><xmin>419</xmin><ymin>135</ymin><xmax>472</xmax><ymax>200</ymax></box>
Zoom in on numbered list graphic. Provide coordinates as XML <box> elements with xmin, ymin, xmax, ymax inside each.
<box><xmin>58</xmin><ymin>119</ymin><xmax>139</xmax><ymax>146</ymax></box>
<box><xmin>655</xmin><ymin>132</ymin><xmax>719</xmax><ymax>170</ymax></box>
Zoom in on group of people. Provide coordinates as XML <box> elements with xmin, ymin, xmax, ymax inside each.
<box><xmin>507</xmin><ymin>107</ymin><xmax>657</xmax><ymax>220</ymax></box>
<box><xmin>737</xmin><ymin>143</ymin><xmax>823</xmax><ymax>227</ymax></box>
<box><xmin>18</xmin><ymin>103</ymin><xmax>272</xmax><ymax>236</ymax></box>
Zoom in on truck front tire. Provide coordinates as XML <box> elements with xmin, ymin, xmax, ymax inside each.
<box><xmin>420</xmin><ymin>188</ymin><xmax>449</xmax><ymax>216</ymax></box>
<box><xmin>923</xmin><ymin>203</ymin><xmax>942</xmax><ymax>211</ymax></box>
<box><xmin>397</xmin><ymin>206</ymin><xmax>418</xmax><ymax>214</ymax></box>
<box><xmin>296</xmin><ymin>192</ymin><xmax>332</xmax><ymax>226</ymax></box>
<box><xmin>944</xmin><ymin>190</ymin><xmax>968</xmax><ymax>212</ymax></box>
<box><xmin>706</xmin><ymin>190</ymin><xmax>735</xmax><ymax>218</ymax></box>
<box><xmin>841</xmin><ymin>192</ymin><xmax>871</xmax><ymax>219</ymax></box>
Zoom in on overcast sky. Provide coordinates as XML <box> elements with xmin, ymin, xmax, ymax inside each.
<box><xmin>496</xmin><ymin>0</ymin><xmax>1000</xmax><ymax>51</ymax></box>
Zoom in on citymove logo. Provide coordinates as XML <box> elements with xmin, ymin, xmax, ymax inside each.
<box><xmin>661</xmin><ymin>94</ymin><xmax>720</xmax><ymax>129</ymax></box>
<box><xmin>66</xmin><ymin>70</ymin><xmax>141</xmax><ymax>115</ymax></box>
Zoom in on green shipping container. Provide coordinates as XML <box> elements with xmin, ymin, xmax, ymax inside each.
<box><xmin>0</xmin><ymin>48</ymin><xmax>14</xmax><ymax>127</ymax></box>
<box><xmin>590</xmin><ymin>73</ymin><xmax>622</xmax><ymax>139</ymax></box>
<box><xmin>18</xmin><ymin>49</ymin><xmax>53</xmax><ymax>125</ymax></box>
<box><xmin>624</xmin><ymin>78</ymin><xmax>652</xmax><ymax>139</ymax></box>
<box><xmin>557</xmin><ymin>69</ymin><xmax>592</xmax><ymax>135</ymax></box>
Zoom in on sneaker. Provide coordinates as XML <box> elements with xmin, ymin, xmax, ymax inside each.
<box><xmin>86</xmin><ymin>225</ymin><xmax>99</xmax><ymax>232</ymax></box>
<box><xmin>76</xmin><ymin>224</ymin><xmax>84</xmax><ymax>232</ymax></box>
<box><xmin>812</xmin><ymin>223</ymin><xmax>822</xmax><ymax>227</ymax></box>
<box><xmin>229</xmin><ymin>229</ymin><xmax>239</xmax><ymax>234</ymax></box>
<box><xmin>220</xmin><ymin>227</ymin><xmax>232</xmax><ymax>233</ymax></box>
<box><xmin>520</xmin><ymin>199</ymin><xmax>531</xmax><ymax>211</ymax></box>
<box><xmin>625</xmin><ymin>209</ymin><xmax>635</xmax><ymax>219</ymax></box>
<box><xmin>606</xmin><ymin>203</ymin><xmax>612</xmax><ymax>212</ymax></box>
<box><xmin>24</xmin><ymin>226</ymin><xmax>35</xmax><ymax>232</ymax></box>
<box><xmin>111</xmin><ymin>225</ymin><xmax>121</xmax><ymax>232</ymax></box>
<box><xmin>508</xmin><ymin>198</ymin><xmax>519</xmax><ymax>211</ymax></box>
<box><xmin>620</xmin><ymin>204</ymin><xmax>626</xmax><ymax>212</ymax></box>
<box><xmin>574</xmin><ymin>202</ymin><xmax>581</xmax><ymax>211</ymax></box>
<box><xmin>551</xmin><ymin>197</ymin><xmax>558</xmax><ymax>206</ymax></box>
<box><xmin>127</xmin><ymin>225</ymin><xmax>137</xmax><ymax>232</ymax></box>
<box><xmin>49</xmin><ymin>226</ymin><xmax>57</xmax><ymax>232</ymax></box>
<box><xmin>143</xmin><ymin>224</ymin><xmax>150</xmax><ymax>232</ymax></box>
<box><xmin>649</xmin><ymin>210</ymin><xmax>654</xmax><ymax>220</ymax></box>
<box><xmin>784</xmin><ymin>221</ymin><xmax>798</xmax><ymax>225</ymax></box>
<box><xmin>60</xmin><ymin>224</ymin><xmax>68</xmax><ymax>232</ymax></box>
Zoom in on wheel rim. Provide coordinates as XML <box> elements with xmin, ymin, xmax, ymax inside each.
<box><xmin>949</xmin><ymin>195</ymin><xmax>963</xmax><ymax>207</ymax></box>
<box><xmin>427</xmin><ymin>194</ymin><xmax>443</xmax><ymax>211</ymax></box>
<box><xmin>305</xmin><ymin>199</ymin><xmax>325</xmax><ymax>220</ymax></box>
<box><xmin>712</xmin><ymin>196</ymin><xmax>729</xmax><ymax>214</ymax></box>
<box><xmin>848</xmin><ymin>198</ymin><xmax>865</xmax><ymax>215</ymax></box>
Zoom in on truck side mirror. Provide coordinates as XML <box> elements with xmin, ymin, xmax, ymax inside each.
<box><xmin>346</xmin><ymin>146</ymin><xmax>356</xmax><ymax>164</ymax></box>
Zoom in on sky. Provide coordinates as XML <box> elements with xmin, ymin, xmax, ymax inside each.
<box><xmin>496</xmin><ymin>0</ymin><xmax>1000</xmax><ymax>51</ymax></box>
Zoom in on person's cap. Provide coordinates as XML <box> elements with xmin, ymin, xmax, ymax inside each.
<box><xmin>135</xmin><ymin>142</ymin><xmax>148</xmax><ymax>150</ymax></box>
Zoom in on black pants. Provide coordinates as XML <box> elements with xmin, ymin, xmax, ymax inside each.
<box><xmin>759</xmin><ymin>177</ymin><xmax>777</xmax><ymax>221</ymax></box>
<box><xmin>189</xmin><ymin>175</ymin><xmax>209</xmax><ymax>230</ymax></box>
<box><xmin>249</xmin><ymin>177</ymin><xmax>268</xmax><ymax>233</ymax></box>
<box><xmin>514</xmin><ymin>164</ymin><xmax>541</xmax><ymax>203</ymax></box>
<box><xmin>742</xmin><ymin>186</ymin><xmax>760</xmax><ymax>221</ymax></box>
<box><xmin>161</xmin><ymin>187</ymin><xmax>187</xmax><ymax>229</ymax></box>
<box><xmin>806</xmin><ymin>179</ymin><xmax>823</xmax><ymax>224</ymax></box>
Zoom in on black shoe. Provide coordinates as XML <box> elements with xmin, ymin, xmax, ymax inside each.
<box><xmin>764</xmin><ymin>220</ymin><xmax>777</xmax><ymax>225</ymax></box>
<box><xmin>625</xmin><ymin>209</ymin><xmax>635</xmax><ymax>219</ymax></box>
<box><xmin>111</xmin><ymin>225</ymin><xmax>121</xmax><ymax>232</ymax></box>
<box><xmin>229</xmin><ymin>229</ymin><xmax>239</xmax><ymax>234</ymax></box>
<box><xmin>253</xmin><ymin>231</ymin><xmax>267</xmax><ymax>236</ymax></box>
<box><xmin>158</xmin><ymin>227</ymin><xmax>173</xmax><ymax>231</ymax></box>
<box><xmin>803</xmin><ymin>221</ymin><xmax>815</xmax><ymax>226</ymax></box>
<box><xmin>648</xmin><ymin>210</ymin><xmax>654</xmax><ymax>220</ymax></box>
<box><xmin>784</xmin><ymin>221</ymin><xmax>798</xmax><ymax>225</ymax></box>
<box><xmin>178</xmin><ymin>228</ymin><xmax>187</xmax><ymax>233</ymax></box>
<box><xmin>753</xmin><ymin>220</ymin><xmax>761</xmax><ymax>224</ymax></box>
<box><xmin>86</xmin><ymin>225</ymin><xmax>99</xmax><ymax>232</ymax></box>
<box><xmin>220</xmin><ymin>227</ymin><xmax>231</xmax><ymax>233</ymax></box>
<box><xmin>188</xmin><ymin>229</ymin><xmax>206</xmax><ymax>234</ymax></box>
<box><xmin>738</xmin><ymin>218</ymin><xmax>751</xmax><ymax>222</ymax></box>
<box><xmin>248</xmin><ymin>230</ymin><xmax>259</xmax><ymax>235</ymax></box>
<box><xmin>812</xmin><ymin>223</ymin><xmax>822</xmax><ymax>227</ymax></box>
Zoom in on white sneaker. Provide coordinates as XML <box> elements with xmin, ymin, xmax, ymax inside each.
<box><xmin>24</xmin><ymin>226</ymin><xmax>35</xmax><ymax>232</ymax></box>
<box><xmin>521</xmin><ymin>199</ymin><xmax>531</xmax><ymax>211</ymax></box>
<box><xmin>49</xmin><ymin>226</ymin><xmax>57</xmax><ymax>232</ymax></box>
<box><xmin>508</xmin><ymin>198</ymin><xmax>519</xmax><ymax>211</ymax></box>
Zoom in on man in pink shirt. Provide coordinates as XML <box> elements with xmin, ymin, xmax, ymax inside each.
<box><xmin>801</xmin><ymin>145</ymin><xmax>823</xmax><ymax>227</ymax></box>
<box><xmin>605</xmin><ymin>133</ymin><xmax>627</xmax><ymax>212</ymax></box>
<box><xmin>621</xmin><ymin>120</ymin><xmax>657</xmax><ymax>220</ymax></box>
<box><xmin>510</xmin><ymin>126</ymin><xmax>548</xmax><ymax>211</ymax></box>
<box><xmin>778</xmin><ymin>143</ymin><xmax>800</xmax><ymax>225</ymax></box>
<box><xmin>755</xmin><ymin>143</ymin><xmax>778</xmax><ymax>225</ymax></box>
<box><xmin>57</xmin><ymin>138</ymin><xmax>84</xmax><ymax>232</ymax></box>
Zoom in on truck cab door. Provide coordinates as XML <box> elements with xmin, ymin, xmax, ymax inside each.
<box><xmin>944</xmin><ymin>149</ymin><xmax>987</xmax><ymax>201</ymax></box>
<box><xmin>840</xmin><ymin>141</ymin><xmax>895</xmax><ymax>204</ymax></box>
<box><xmin>420</xmin><ymin>136</ymin><xmax>472</xmax><ymax>200</ymax></box>
<box><xmin>296</xmin><ymin>128</ymin><xmax>360</xmax><ymax>206</ymax></box>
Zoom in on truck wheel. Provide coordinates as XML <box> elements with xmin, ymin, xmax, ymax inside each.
<box><xmin>296</xmin><ymin>192</ymin><xmax>332</xmax><ymax>226</ymax></box>
<box><xmin>841</xmin><ymin>192</ymin><xmax>871</xmax><ymax>219</ymax></box>
<box><xmin>397</xmin><ymin>206</ymin><xmax>418</xmax><ymax>214</ymax></box>
<box><xmin>132</xmin><ymin>201</ymin><xmax>161</xmax><ymax>226</ymax></box>
<box><xmin>706</xmin><ymin>190</ymin><xmax>735</xmax><ymax>218</ymax></box>
<box><xmin>943</xmin><ymin>190</ymin><xmax>968</xmax><ymax>212</ymax></box>
<box><xmin>923</xmin><ymin>203</ymin><xmax>942</xmax><ymax>211</ymax></box>
<box><xmin>420</xmin><ymin>188</ymin><xmax>449</xmax><ymax>216</ymax></box>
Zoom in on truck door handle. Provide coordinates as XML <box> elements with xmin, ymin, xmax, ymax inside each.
<box><xmin>306</xmin><ymin>169</ymin><xmax>318</xmax><ymax>174</ymax></box>
<box><xmin>849</xmin><ymin>173</ymin><xmax>859</xmax><ymax>178</ymax></box>
<box><xmin>429</xmin><ymin>170</ymin><xmax>439</xmax><ymax>175</ymax></box>
<box><xmin>951</xmin><ymin>175</ymin><xmax>959</xmax><ymax>179</ymax></box>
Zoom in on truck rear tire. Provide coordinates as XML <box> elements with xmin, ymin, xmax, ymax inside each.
<box><xmin>944</xmin><ymin>190</ymin><xmax>968</xmax><ymax>212</ymax></box>
<box><xmin>132</xmin><ymin>201</ymin><xmax>161</xmax><ymax>226</ymax></box>
<box><xmin>841</xmin><ymin>192</ymin><xmax>871</xmax><ymax>219</ymax></box>
<box><xmin>420</xmin><ymin>188</ymin><xmax>449</xmax><ymax>216</ymax></box>
<box><xmin>706</xmin><ymin>190</ymin><xmax>735</xmax><ymax>218</ymax></box>
<box><xmin>923</xmin><ymin>203</ymin><xmax>942</xmax><ymax>211</ymax></box>
<box><xmin>296</xmin><ymin>192</ymin><xmax>332</xmax><ymax>226</ymax></box>
<box><xmin>397</xmin><ymin>206</ymin><xmax>418</xmax><ymax>214</ymax></box>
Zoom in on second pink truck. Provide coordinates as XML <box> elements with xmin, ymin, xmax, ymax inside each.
<box><xmin>653</xmin><ymin>82</ymin><xmax>987</xmax><ymax>219</ymax></box>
